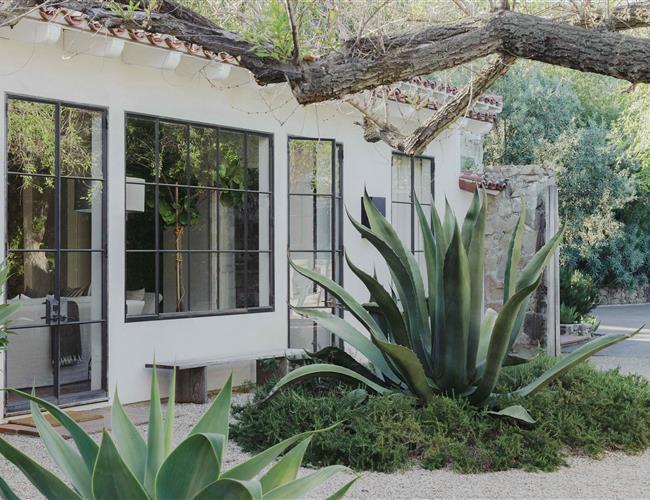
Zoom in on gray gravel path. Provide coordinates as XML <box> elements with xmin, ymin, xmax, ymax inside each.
<box><xmin>2</xmin><ymin>375</ymin><xmax>649</xmax><ymax>499</ymax></box>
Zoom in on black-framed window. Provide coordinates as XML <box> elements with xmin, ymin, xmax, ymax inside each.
<box><xmin>4</xmin><ymin>95</ymin><xmax>107</xmax><ymax>412</ymax></box>
<box><xmin>391</xmin><ymin>153</ymin><xmax>435</xmax><ymax>272</ymax></box>
<box><xmin>124</xmin><ymin>114</ymin><xmax>273</xmax><ymax>320</ymax></box>
<box><xmin>287</xmin><ymin>138</ymin><xmax>343</xmax><ymax>351</ymax></box>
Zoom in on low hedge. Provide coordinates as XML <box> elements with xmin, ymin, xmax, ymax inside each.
<box><xmin>232</xmin><ymin>355</ymin><xmax>650</xmax><ymax>473</ymax></box>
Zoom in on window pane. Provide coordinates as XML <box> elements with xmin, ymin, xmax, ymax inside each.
<box><xmin>246</xmin><ymin>252</ymin><xmax>270</xmax><ymax>308</ymax></box>
<box><xmin>159</xmin><ymin>121</ymin><xmax>187</xmax><ymax>185</ymax></box>
<box><xmin>161</xmin><ymin>251</ymin><xmax>189</xmax><ymax>313</ymax></box>
<box><xmin>414</xmin><ymin>157</ymin><xmax>433</xmax><ymax>203</ymax></box>
<box><xmin>288</xmin><ymin>139</ymin><xmax>333</xmax><ymax>194</ymax></box>
<box><xmin>218</xmin><ymin>193</ymin><xmax>246</xmax><ymax>251</ymax></box>
<box><xmin>392</xmin><ymin>154</ymin><xmax>411</xmax><ymax>202</ymax></box>
<box><xmin>289</xmin><ymin>252</ymin><xmax>334</xmax><ymax>308</ymax></box>
<box><xmin>189</xmin><ymin>126</ymin><xmax>218</xmax><ymax>186</ymax></box>
<box><xmin>61</xmin><ymin>178</ymin><xmax>103</xmax><ymax>250</ymax></box>
<box><xmin>8</xmin><ymin>174</ymin><xmax>56</xmax><ymax>250</ymax></box>
<box><xmin>218</xmin><ymin>252</ymin><xmax>246</xmax><ymax>310</ymax></box>
<box><xmin>59</xmin><ymin>251</ymin><xmax>103</xmax><ymax>323</ymax></box>
<box><xmin>391</xmin><ymin>203</ymin><xmax>412</xmax><ymax>249</ymax></box>
<box><xmin>60</xmin><ymin>107</ymin><xmax>104</xmax><ymax>178</ymax></box>
<box><xmin>219</xmin><ymin>130</ymin><xmax>245</xmax><ymax>192</ymax></box>
<box><xmin>126</xmin><ymin>117</ymin><xmax>156</xmax><ymax>182</ymax></box>
<box><xmin>159</xmin><ymin>186</ymin><xmax>189</xmax><ymax>252</ymax></box>
<box><xmin>59</xmin><ymin>322</ymin><xmax>103</xmax><ymax>396</ymax></box>
<box><xmin>246</xmin><ymin>134</ymin><xmax>271</xmax><ymax>191</ymax></box>
<box><xmin>5</xmin><ymin>251</ymin><xmax>55</xmax><ymax>327</ymax></box>
<box><xmin>288</xmin><ymin>195</ymin><xmax>332</xmax><ymax>251</ymax></box>
<box><xmin>187</xmin><ymin>188</ymin><xmax>217</xmax><ymax>251</ymax></box>
<box><xmin>414</xmin><ymin>203</ymin><xmax>431</xmax><ymax>252</ymax></box>
<box><xmin>126</xmin><ymin>184</ymin><xmax>156</xmax><ymax>251</ymax></box>
<box><xmin>188</xmin><ymin>252</ymin><xmax>218</xmax><ymax>312</ymax></box>
<box><xmin>246</xmin><ymin>193</ymin><xmax>271</xmax><ymax>252</ymax></box>
<box><xmin>126</xmin><ymin>252</ymin><xmax>157</xmax><ymax>316</ymax></box>
<box><xmin>7</xmin><ymin>99</ymin><xmax>55</xmax><ymax>175</ymax></box>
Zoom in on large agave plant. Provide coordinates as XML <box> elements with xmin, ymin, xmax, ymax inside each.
<box><xmin>272</xmin><ymin>191</ymin><xmax>636</xmax><ymax>411</ymax></box>
<box><xmin>0</xmin><ymin>262</ymin><xmax>19</xmax><ymax>351</ymax></box>
<box><xmin>0</xmin><ymin>368</ymin><xmax>357</xmax><ymax>499</ymax></box>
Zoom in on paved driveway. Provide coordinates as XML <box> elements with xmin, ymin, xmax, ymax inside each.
<box><xmin>589</xmin><ymin>303</ymin><xmax>650</xmax><ymax>378</ymax></box>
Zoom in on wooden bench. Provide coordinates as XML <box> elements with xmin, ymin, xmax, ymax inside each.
<box><xmin>145</xmin><ymin>349</ymin><xmax>306</xmax><ymax>404</ymax></box>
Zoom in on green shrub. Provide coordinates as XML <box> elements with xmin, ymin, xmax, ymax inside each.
<box><xmin>560</xmin><ymin>268</ymin><xmax>601</xmax><ymax>319</ymax></box>
<box><xmin>233</xmin><ymin>356</ymin><xmax>650</xmax><ymax>474</ymax></box>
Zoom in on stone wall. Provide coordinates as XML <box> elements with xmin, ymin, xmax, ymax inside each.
<box><xmin>483</xmin><ymin>165</ymin><xmax>560</xmax><ymax>353</ymax></box>
<box><xmin>599</xmin><ymin>285</ymin><xmax>650</xmax><ymax>305</ymax></box>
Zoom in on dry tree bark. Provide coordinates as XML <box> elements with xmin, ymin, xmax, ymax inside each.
<box><xmin>2</xmin><ymin>0</ymin><xmax>650</xmax><ymax>152</ymax></box>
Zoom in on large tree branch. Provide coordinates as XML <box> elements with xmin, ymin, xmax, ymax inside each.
<box><xmin>402</xmin><ymin>54</ymin><xmax>516</xmax><ymax>156</ymax></box>
<box><xmin>293</xmin><ymin>8</ymin><xmax>650</xmax><ymax>103</ymax></box>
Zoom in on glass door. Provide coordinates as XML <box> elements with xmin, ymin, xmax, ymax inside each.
<box><xmin>288</xmin><ymin>138</ymin><xmax>343</xmax><ymax>351</ymax></box>
<box><xmin>4</xmin><ymin>96</ymin><xmax>107</xmax><ymax>413</ymax></box>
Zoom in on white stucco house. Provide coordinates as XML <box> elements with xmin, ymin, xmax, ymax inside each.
<box><xmin>0</xmin><ymin>7</ymin><xmax>502</xmax><ymax>416</ymax></box>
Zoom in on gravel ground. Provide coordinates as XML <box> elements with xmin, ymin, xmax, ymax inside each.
<box><xmin>2</xmin><ymin>383</ymin><xmax>650</xmax><ymax>499</ymax></box>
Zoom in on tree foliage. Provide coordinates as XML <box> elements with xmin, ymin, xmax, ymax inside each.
<box><xmin>486</xmin><ymin>61</ymin><xmax>650</xmax><ymax>289</ymax></box>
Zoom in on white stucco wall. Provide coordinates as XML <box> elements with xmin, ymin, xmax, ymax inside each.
<box><xmin>0</xmin><ymin>23</ymin><xmax>487</xmax><ymax>410</ymax></box>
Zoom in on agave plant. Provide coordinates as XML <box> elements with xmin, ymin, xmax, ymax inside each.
<box><xmin>0</xmin><ymin>368</ymin><xmax>357</xmax><ymax>499</ymax></box>
<box><xmin>0</xmin><ymin>262</ymin><xmax>19</xmax><ymax>351</ymax></box>
<box><xmin>271</xmin><ymin>191</ymin><xmax>636</xmax><ymax>411</ymax></box>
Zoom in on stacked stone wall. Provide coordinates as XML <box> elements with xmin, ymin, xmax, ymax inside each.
<box><xmin>598</xmin><ymin>286</ymin><xmax>650</xmax><ymax>305</ymax></box>
<box><xmin>483</xmin><ymin>165</ymin><xmax>558</xmax><ymax>350</ymax></box>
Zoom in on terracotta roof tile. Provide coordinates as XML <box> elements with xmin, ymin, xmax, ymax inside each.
<box><xmin>458</xmin><ymin>171</ymin><xmax>508</xmax><ymax>193</ymax></box>
<box><xmin>35</xmin><ymin>6</ymin><xmax>240</xmax><ymax>66</ymax></box>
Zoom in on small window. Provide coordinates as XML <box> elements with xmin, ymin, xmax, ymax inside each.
<box><xmin>125</xmin><ymin>115</ymin><xmax>273</xmax><ymax>320</ymax></box>
<box><xmin>391</xmin><ymin>153</ymin><xmax>434</xmax><ymax>273</ymax></box>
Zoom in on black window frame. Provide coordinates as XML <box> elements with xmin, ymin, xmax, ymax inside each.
<box><xmin>124</xmin><ymin>112</ymin><xmax>274</xmax><ymax>322</ymax></box>
<box><xmin>390</xmin><ymin>152</ymin><xmax>435</xmax><ymax>256</ymax></box>
<box><xmin>287</xmin><ymin>136</ymin><xmax>344</xmax><ymax>351</ymax></box>
<box><xmin>3</xmin><ymin>93</ymin><xmax>109</xmax><ymax>413</ymax></box>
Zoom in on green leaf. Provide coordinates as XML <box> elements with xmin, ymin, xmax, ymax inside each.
<box><xmin>292</xmin><ymin>307</ymin><xmax>400</xmax><ymax>384</ymax></box>
<box><xmin>144</xmin><ymin>365</ymin><xmax>165</xmax><ymax>495</ymax></box>
<box><xmin>442</xmin><ymin>198</ymin><xmax>455</xmax><ymax>250</ymax></box>
<box><xmin>0</xmin><ymin>436</ymin><xmax>80</xmax><ymax>500</ymax></box>
<box><xmin>266</xmin><ymin>364</ymin><xmax>391</xmax><ymax>401</ymax></box>
<box><xmin>5</xmin><ymin>389</ymin><xmax>98</xmax><ymax>473</ymax></box>
<box><xmin>264</xmin><ymin>465</ymin><xmax>351</xmax><ymax>499</ymax></box>
<box><xmin>0</xmin><ymin>303</ymin><xmax>20</xmax><ymax>325</ymax></box>
<box><xmin>466</xmin><ymin>190</ymin><xmax>487</xmax><ymax>379</ymax></box>
<box><xmin>260</xmin><ymin>437</ymin><xmax>311</xmax><ymax>493</ymax></box>
<box><xmin>488</xmin><ymin>405</ymin><xmax>536</xmax><ymax>424</ymax></box>
<box><xmin>326</xmin><ymin>476</ymin><xmax>361</xmax><ymax>500</ymax></box>
<box><xmin>308</xmin><ymin>347</ymin><xmax>387</xmax><ymax>387</ymax></box>
<box><xmin>361</xmin><ymin>191</ymin><xmax>431</xmax><ymax>358</ymax></box>
<box><xmin>414</xmin><ymin>195</ymin><xmax>440</xmax><ymax>364</ymax></box>
<box><xmin>155</xmin><ymin>433</ymin><xmax>225</xmax><ymax>500</ymax></box>
<box><xmin>373</xmin><ymin>339</ymin><xmax>436</xmax><ymax>401</ymax></box>
<box><xmin>507</xmin><ymin>297</ymin><xmax>530</xmax><ymax>351</ymax></box>
<box><xmin>440</xmin><ymin>220</ymin><xmax>471</xmax><ymax>393</ymax></box>
<box><xmin>222</xmin><ymin>425</ymin><xmax>338</xmax><ymax>481</ymax></box>
<box><xmin>471</xmin><ymin>277</ymin><xmax>543</xmax><ymax>405</ymax></box>
<box><xmin>92</xmin><ymin>431</ymin><xmax>149</xmax><ymax>500</ymax></box>
<box><xmin>0</xmin><ymin>476</ymin><xmax>20</xmax><ymax>500</ymax></box>
<box><xmin>504</xmin><ymin>352</ymin><xmax>538</xmax><ymax>366</ymax></box>
<box><xmin>477</xmin><ymin>308</ymin><xmax>498</xmax><ymax>365</ymax></box>
<box><xmin>194</xmin><ymin>478</ymin><xmax>262</xmax><ymax>500</ymax></box>
<box><xmin>461</xmin><ymin>189</ymin><xmax>482</xmax><ymax>251</ymax></box>
<box><xmin>347</xmin><ymin>212</ymin><xmax>430</xmax><ymax>369</ymax></box>
<box><xmin>503</xmin><ymin>203</ymin><xmax>526</xmax><ymax>303</ymax></box>
<box><xmin>345</xmin><ymin>254</ymin><xmax>410</xmax><ymax>349</ymax></box>
<box><xmin>29</xmin><ymin>401</ymin><xmax>92</xmax><ymax>498</ymax></box>
<box><xmin>511</xmin><ymin>330</ymin><xmax>640</xmax><ymax>399</ymax></box>
<box><xmin>290</xmin><ymin>259</ymin><xmax>387</xmax><ymax>343</ymax></box>
<box><xmin>164</xmin><ymin>367</ymin><xmax>176</xmax><ymax>457</ymax></box>
<box><xmin>111</xmin><ymin>392</ymin><xmax>147</xmax><ymax>483</ymax></box>
<box><xmin>516</xmin><ymin>225</ymin><xmax>565</xmax><ymax>293</ymax></box>
<box><xmin>190</xmin><ymin>372</ymin><xmax>232</xmax><ymax>450</ymax></box>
